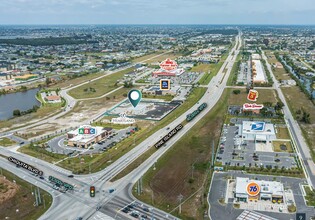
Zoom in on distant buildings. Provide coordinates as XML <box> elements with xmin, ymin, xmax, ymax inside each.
<box><xmin>252</xmin><ymin>60</ymin><xmax>267</xmax><ymax>84</ymax></box>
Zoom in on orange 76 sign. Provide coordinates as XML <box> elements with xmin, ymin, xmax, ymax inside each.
<box><xmin>247</xmin><ymin>89</ymin><xmax>259</xmax><ymax>102</ymax></box>
<box><xmin>246</xmin><ymin>182</ymin><xmax>260</xmax><ymax>196</ymax></box>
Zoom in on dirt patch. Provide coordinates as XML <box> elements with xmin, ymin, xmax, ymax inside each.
<box><xmin>0</xmin><ymin>177</ymin><xmax>19</xmax><ymax>204</ymax></box>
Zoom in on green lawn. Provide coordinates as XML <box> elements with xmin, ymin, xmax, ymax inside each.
<box><xmin>142</xmin><ymin>94</ymin><xmax>174</xmax><ymax>101</ymax></box>
<box><xmin>273</xmin><ymin>141</ymin><xmax>293</xmax><ymax>153</ymax></box>
<box><xmin>0</xmin><ymin>137</ymin><xmax>16</xmax><ymax>147</ymax></box>
<box><xmin>194</xmin><ymin>53</ymin><xmax>229</xmax><ymax>85</ymax></box>
<box><xmin>68</xmin><ymin>67</ymin><xmax>135</xmax><ymax>99</ymax></box>
<box><xmin>0</xmin><ymin>169</ymin><xmax>52</xmax><ymax>220</ymax></box>
<box><xmin>131</xmin><ymin>51</ymin><xmax>167</xmax><ymax>63</ymax></box>
<box><xmin>304</xmin><ymin>185</ymin><xmax>315</xmax><ymax>206</ymax></box>
<box><xmin>227</xmin><ymin>53</ymin><xmax>241</xmax><ymax>86</ymax></box>
<box><xmin>18</xmin><ymin>144</ymin><xmax>67</xmax><ymax>164</ymax></box>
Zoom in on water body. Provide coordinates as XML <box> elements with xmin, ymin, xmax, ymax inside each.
<box><xmin>0</xmin><ymin>88</ymin><xmax>40</xmax><ymax>120</ymax></box>
<box><xmin>279</xmin><ymin>56</ymin><xmax>315</xmax><ymax>99</ymax></box>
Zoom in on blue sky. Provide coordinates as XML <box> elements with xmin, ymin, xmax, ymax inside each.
<box><xmin>0</xmin><ymin>0</ymin><xmax>314</xmax><ymax>25</ymax></box>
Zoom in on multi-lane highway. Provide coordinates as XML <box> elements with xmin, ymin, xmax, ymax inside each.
<box><xmin>0</xmin><ymin>33</ymin><xmax>242</xmax><ymax>220</ymax></box>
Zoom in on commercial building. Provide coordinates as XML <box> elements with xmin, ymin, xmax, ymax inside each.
<box><xmin>67</xmin><ymin>125</ymin><xmax>112</xmax><ymax>148</ymax></box>
<box><xmin>235</xmin><ymin>177</ymin><xmax>284</xmax><ymax>203</ymax></box>
<box><xmin>152</xmin><ymin>68</ymin><xmax>184</xmax><ymax>77</ymax></box>
<box><xmin>252</xmin><ymin>60</ymin><xmax>267</xmax><ymax>83</ymax></box>
<box><xmin>239</xmin><ymin>121</ymin><xmax>276</xmax><ymax>143</ymax></box>
<box><xmin>45</xmin><ymin>95</ymin><xmax>62</xmax><ymax>103</ymax></box>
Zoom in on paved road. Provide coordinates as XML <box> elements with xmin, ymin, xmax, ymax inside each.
<box><xmin>0</xmin><ymin>50</ymin><xmax>172</xmax><ymax>137</ymax></box>
<box><xmin>0</xmin><ymin>34</ymin><xmax>243</xmax><ymax>220</ymax></box>
<box><xmin>208</xmin><ymin>171</ymin><xmax>313</xmax><ymax>220</ymax></box>
<box><xmin>262</xmin><ymin>50</ymin><xmax>315</xmax><ymax>189</ymax></box>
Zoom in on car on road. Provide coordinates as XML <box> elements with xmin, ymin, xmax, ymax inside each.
<box><xmin>130</xmin><ymin>213</ymin><xmax>139</xmax><ymax>218</ymax></box>
<box><xmin>122</xmin><ymin>208</ymin><xmax>130</xmax><ymax>213</ymax></box>
<box><xmin>141</xmin><ymin>214</ymin><xmax>148</xmax><ymax>218</ymax></box>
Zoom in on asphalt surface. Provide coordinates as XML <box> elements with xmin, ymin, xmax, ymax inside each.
<box><xmin>1</xmin><ymin>33</ymin><xmax>279</xmax><ymax>220</ymax></box>
<box><xmin>208</xmin><ymin>171</ymin><xmax>314</xmax><ymax>220</ymax></box>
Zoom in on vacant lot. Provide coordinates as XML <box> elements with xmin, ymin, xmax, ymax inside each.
<box><xmin>0</xmin><ymin>105</ymin><xmax>62</xmax><ymax>132</ymax></box>
<box><xmin>131</xmin><ymin>51</ymin><xmax>168</xmax><ymax>63</ymax></box>
<box><xmin>68</xmin><ymin>67</ymin><xmax>135</xmax><ymax>99</ymax></box>
<box><xmin>281</xmin><ymin>86</ymin><xmax>315</xmax><ymax>157</ymax></box>
<box><xmin>134</xmin><ymin>89</ymin><xmax>230</xmax><ymax>219</ymax></box>
<box><xmin>193</xmin><ymin>53</ymin><xmax>229</xmax><ymax>85</ymax></box>
<box><xmin>147</xmin><ymin>52</ymin><xmax>182</xmax><ymax>64</ymax></box>
<box><xmin>265</xmin><ymin>51</ymin><xmax>291</xmax><ymax>81</ymax></box>
<box><xmin>0</xmin><ymin>137</ymin><xmax>16</xmax><ymax>147</ymax></box>
<box><xmin>228</xmin><ymin>88</ymin><xmax>279</xmax><ymax>105</ymax></box>
<box><xmin>0</xmin><ymin>169</ymin><xmax>52</xmax><ymax>220</ymax></box>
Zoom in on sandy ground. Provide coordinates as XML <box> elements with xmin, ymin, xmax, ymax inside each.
<box><xmin>0</xmin><ymin>176</ymin><xmax>19</xmax><ymax>204</ymax></box>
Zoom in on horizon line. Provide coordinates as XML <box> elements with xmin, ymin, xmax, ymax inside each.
<box><xmin>0</xmin><ymin>23</ymin><xmax>315</xmax><ymax>26</ymax></box>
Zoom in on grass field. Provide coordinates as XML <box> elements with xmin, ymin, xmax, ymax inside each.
<box><xmin>0</xmin><ymin>137</ymin><xmax>16</xmax><ymax>147</ymax></box>
<box><xmin>19</xmin><ymin>144</ymin><xmax>67</xmax><ymax>164</ymax></box>
<box><xmin>0</xmin><ymin>169</ymin><xmax>52</xmax><ymax>220</ymax></box>
<box><xmin>131</xmin><ymin>51</ymin><xmax>167</xmax><ymax>63</ymax></box>
<box><xmin>275</xmin><ymin>126</ymin><xmax>291</xmax><ymax>140</ymax></box>
<box><xmin>265</xmin><ymin>51</ymin><xmax>291</xmax><ymax>81</ymax></box>
<box><xmin>193</xmin><ymin>53</ymin><xmax>229</xmax><ymax>85</ymax></box>
<box><xmin>68</xmin><ymin>67</ymin><xmax>134</xmax><ymax>99</ymax></box>
<box><xmin>49</xmin><ymin>72</ymin><xmax>104</xmax><ymax>90</ymax></box>
<box><xmin>281</xmin><ymin>86</ymin><xmax>315</xmax><ymax>159</ymax></box>
<box><xmin>0</xmin><ymin>105</ymin><xmax>62</xmax><ymax>131</ymax></box>
<box><xmin>273</xmin><ymin>141</ymin><xmax>293</xmax><ymax>153</ymax></box>
<box><xmin>228</xmin><ymin>88</ymin><xmax>279</xmax><ymax>105</ymax></box>
<box><xmin>133</xmin><ymin>89</ymin><xmax>230</xmax><ymax>219</ymax></box>
<box><xmin>227</xmin><ymin>53</ymin><xmax>242</xmax><ymax>86</ymax></box>
<box><xmin>304</xmin><ymin>185</ymin><xmax>315</xmax><ymax>207</ymax></box>
<box><xmin>147</xmin><ymin>52</ymin><xmax>182</xmax><ymax>64</ymax></box>
<box><xmin>142</xmin><ymin>94</ymin><xmax>174</xmax><ymax>101</ymax></box>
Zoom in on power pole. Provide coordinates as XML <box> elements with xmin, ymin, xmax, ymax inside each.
<box><xmin>34</xmin><ymin>188</ymin><xmax>38</xmax><ymax>206</ymax></box>
<box><xmin>191</xmin><ymin>164</ymin><xmax>194</xmax><ymax>179</ymax></box>
<box><xmin>211</xmin><ymin>140</ymin><xmax>215</xmax><ymax>168</ymax></box>
<box><xmin>178</xmin><ymin>194</ymin><xmax>183</xmax><ymax>214</ymax></box>
<box><xmin>37</xmin><ymin>187</ymin><xmax>42</xmax><ymax>205</ymax></box>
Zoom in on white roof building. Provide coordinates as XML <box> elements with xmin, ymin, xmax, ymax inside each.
<box><xmin>252</xmin><ymin>60</ymin><xmax>267</xmax><ymax>83</ymax></box>
<box><xmin>239</xmin><ymin>121</ymin><xmax>276</xmax><ymax>142</ymax></box>
<box><xmin>235</xmin><ymin>177</ymin><xmax>284</xmax><ymax>201</ymax></box>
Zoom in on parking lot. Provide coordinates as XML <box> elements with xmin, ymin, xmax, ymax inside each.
<box><xmin>47</xmin><ymin>127</ymin><xmax>137</xmax><ymax>155</ymax></box>
<box><xmin>208</xmin><ymin>171</ymin><xmax>314</xmax><ymax>220</ymax></box>
<box><xmin>216</xmin><ymin>124</ymin><xmax>298</xmax><ymax>169</ymax></box>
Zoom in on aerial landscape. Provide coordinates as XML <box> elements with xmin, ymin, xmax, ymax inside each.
<box><xmin>0</xmin><ymin>1</ymin><xmax>314</xmax><ymax>220</ymax></box>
